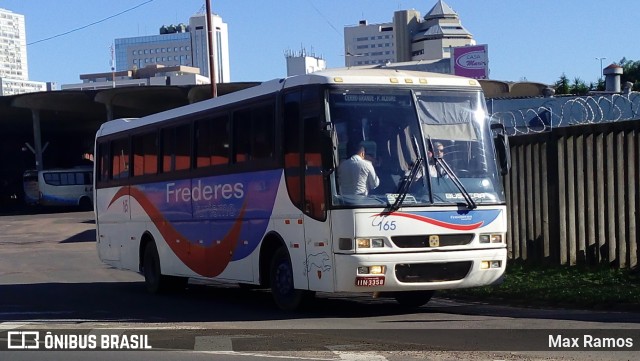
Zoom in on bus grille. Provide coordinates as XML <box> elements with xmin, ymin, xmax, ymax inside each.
<box><xmin>395</xmin><ymin>261</ymin><xmax>472</xmax><ymax>283</ymax></box>
<box><xmin>391</xmin><ymin>234</ymin><xmax>474</xmax><ymax>248</ymax></box>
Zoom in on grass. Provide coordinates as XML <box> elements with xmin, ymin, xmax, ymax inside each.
<box><xmin>440</xmin><ymin>262</ymin><xmax>640</xmax><ymax>311</ymax></box>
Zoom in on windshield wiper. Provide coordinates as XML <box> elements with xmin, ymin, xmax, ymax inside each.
<box><xmin>388</xmin><ymin>157</ymin><xmax>423</xmax><ymax>212</ymax></box>
<box><xmin>427</xmin><ymin>138</ymin><xmax>477</xmax><ymax>210</ymax></box>
<box><xmin>434</xmin><ymin>156</ymin><xmax>477</xmax><ymax>209</ymax></box>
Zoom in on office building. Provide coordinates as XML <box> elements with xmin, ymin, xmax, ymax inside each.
<box><xmin>0</xmin><ymin>8</ymin><xmax>27</xmax><ymax>80</ymax></box>
<box><xmin>114</xmin><ymin>13</ymin><xmax>229</xmax><ymax>83</ymax></box>
<box><xmin>0</xmin><ymin>8</ymin><xmax>47</xmax><ymax>95</ymax></box>
<box><xmin>344</xmin><ymin>0</ymin><xmax>475</xmax><ymax>67</ymax></box>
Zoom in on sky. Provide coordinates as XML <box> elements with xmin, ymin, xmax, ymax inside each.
<box><xmin>1</xmin><ymin>0</ymin><xmax>638</xmax><ymax>87</ymax></box>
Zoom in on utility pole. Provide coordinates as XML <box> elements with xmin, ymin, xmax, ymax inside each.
<box><xmin>205</xmin><ymin>0</ymin><xmax>217</xmax><ymax>98</ymax></box>
<box><xmin>110</xmin><ymin>43</ymin><xmax>116</xmax><ymax>88</ymax></box>
<box><xmin>595</xmin><ymin>57</ymin><xmax>607</xmax><ymax>80</ymax></box>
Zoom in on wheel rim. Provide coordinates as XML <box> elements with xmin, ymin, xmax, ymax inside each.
<box><xmin>275</xmin><ymin>260</ymin><xmax>293</xmax><ymax>296</ymax></box>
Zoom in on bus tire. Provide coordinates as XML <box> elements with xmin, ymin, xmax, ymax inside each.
<box><xmin>393</xmin><ymin>290</ymin><xmax>434</xmax><ymax>309</ymax></box>
<box><xmin>269</xmin><ymin>247</ymin><xmax>312</xmax><ymax>311</ymax></box>
<box><xmin>79</xmin><ymin>197</ymin><xmax>92</xmax><ymax>211</ymax></box>
<box><xmin>142</xmin><ymin>241</ymin><xmax>167</xmax><ymax>293</ymax></box>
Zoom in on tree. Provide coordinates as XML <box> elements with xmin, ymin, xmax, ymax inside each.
<box><xmin>569</xmin><ymin>77</ymin><xmax>590</xmax><ymax>95</ymax></box>
<box><xmin>618</xmin><ymin>57</ymin><xmax>640</xmax><ymax>91</ymax></box>
<box><xmin>554</xmin><ymin>73</ymin><xmax>570</xmax><ymax>95</ymax></box>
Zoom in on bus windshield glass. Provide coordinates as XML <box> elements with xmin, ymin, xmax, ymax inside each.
<box><xmin>329</xmin><ymin>87</ymin><xmax>505</xmax><ymax>208</ymax></box>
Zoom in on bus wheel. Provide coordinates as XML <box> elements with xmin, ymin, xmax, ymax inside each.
<box><xmin>79</xmin><ymin>197</ymin><xmax>92</xmax><ymax>211</ymax></box>
<box><xmin>143</xmin><ymin>242</ymin><xmax>166</xmax><ymax>293</ymax></box>
<box><xmin>270</xmin><ymin>247</ymin><xmax>311</xmax><ymax>311</ymax></box>
<box><xmin>394</xmin><ymin>290</ymin><xmax>434</xmax><ymax>308</ymax></box>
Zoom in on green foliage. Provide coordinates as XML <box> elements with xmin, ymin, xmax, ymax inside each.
<box><xmin>553</xmin><ymin>57</ymin><xmax>640</xmax><ymax>94</ymax></box>
<box><xmin>618</xmin><ymin>57</ymin><xmax>640</xmax><ymax>91</ymax></box>
<box><xmin>570</xmin><ymin>77</ymin><xmax>590</xmax><ymax>95</ymax></box>
<box><xmin>554</xmin><ymin>73</ymin><xmax>570</xmax><ymax>95</ymax></box>
<box><xmin>441</xmin><ymin>263</ymin><xmax>640</xmax><ymax>310</ymax></box>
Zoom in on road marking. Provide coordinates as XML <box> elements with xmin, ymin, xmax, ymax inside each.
<box><xmin>329</xmin><ymin>345</ymin><xmax>389</xmax><ymax>361</ymax></box>
<box><xmin>194</xmin><ymin>336</ymin><xmax>234</xmax><ymax>351</ymax></box>
<box><xmin>197</xmin><ymin>351</ymin><xmax>335</xmax><ymax>360</ymax></box>
<box><xmin>0</xmin><ymin>322</ymin><xmax>33</xmax><ymax>330</ymax></box>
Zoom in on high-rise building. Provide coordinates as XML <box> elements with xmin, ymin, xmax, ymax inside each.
<box><xmin>0</xmin><ymin>8</ymin><xmax>47</xmax><ymax>95</ymax></box>
<box><xmin>0</xmin><ymin>8</ymin><xmax>28</xmax><ymax>80</ymax></box>
<box><xmin>344</xmin><ymin>0</ymin><xmax>475</xmax><ymax>67</ymax></box>
<box><xmin>114</xmin><ymin>13</ymin><xmax>230</xmax><ymax>83</ymax></box>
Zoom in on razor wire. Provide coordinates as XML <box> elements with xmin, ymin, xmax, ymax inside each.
<box><xmin>489</xmin><ymin>92</ymin><xmax>640</xmax><ymax>136</ymax></box>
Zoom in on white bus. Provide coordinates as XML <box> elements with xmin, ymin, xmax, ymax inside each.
<box><xmin>23</xmin><ymin>167</ymin><xmax>94</xmax><ymax>209</ymax></box>
<box><xmin>94</xmin><ymin>68</ymin><xmax>511</xmax><ymax>310</ymax></box>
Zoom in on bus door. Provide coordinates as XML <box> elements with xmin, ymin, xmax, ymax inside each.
<box><xmin>301</xmin><ymin>113</ymin><xmax>333</xmax><ymax>293</ymax></box>
<box><xmin>284</xmin><ymin>88</ymin><xmax>333</xmax><ymax>292</ymax></box>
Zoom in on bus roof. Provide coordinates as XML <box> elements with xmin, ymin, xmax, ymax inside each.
<box><xmin>96</xmin><ymin>68</ymin><xmax>481</xmax><ymax>138</ymax></box>
<box><xmin>284</xmin><ymin>67</ymin><xmax>482</xmax><ymax>88</ymax></box>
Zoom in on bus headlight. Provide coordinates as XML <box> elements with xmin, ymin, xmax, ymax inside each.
<box><xmin>356</xmin><ymin>238</ymin><xmax>385</xmax><ymax>249</ymax></box>
<box><xmin>479</xmin><ymin>233</ymin><xmax>503</xmax><ymax>244</ymax></box>
<box><xmin>480</xmin><ymin>260</ymin><xmax>502</xmax><ymax>269</ymax></box>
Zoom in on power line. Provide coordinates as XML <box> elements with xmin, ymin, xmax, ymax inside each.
<box><xmin>27</xmin><ymin>0</ymin><xmax>155</xmax><ymax>46</ymax></box>
<box><xmin>304</xmin><ymin>0</ymin><xmax>342</xmax><ymax>38</ymax></box>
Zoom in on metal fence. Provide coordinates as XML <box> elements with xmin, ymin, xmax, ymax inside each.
<box><xmin>505</xmin><ymin>119</ymin><xmax>639</xmax><ymax>269</ymax></box>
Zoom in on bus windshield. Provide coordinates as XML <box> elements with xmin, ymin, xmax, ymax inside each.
<box><xmin>329</xmin><ymin>87</ymin><xmax>505</xmax><ymax>208</ymax></box>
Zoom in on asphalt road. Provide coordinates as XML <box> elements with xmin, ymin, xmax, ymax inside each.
<box><xmin>1</xmin><ymin>210</ymin><xmax>639</xmax><ymax>361</ymax></box>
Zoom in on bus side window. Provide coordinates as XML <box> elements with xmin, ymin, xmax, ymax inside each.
<box><xmin>283</xmin><ymin>91</ymin><xmax>303</xmax><ymax>209</ymax></box>
<box><xmin>233</xmin><ymin>109</ymin><xmax>251</xmax><ymax>163</ymax></box>
<box><xmin>232</xmin><ymin>103</ymin><xmax>275</xmax><ymax>164</ymax></box>
<box><xmin>251</xmin><ymin>104</ymin><xmax>275</xmax><ymax>160</ymax></box>
<box><xmin>97</xmin><ymin>142</ymin><xmax>109</xmax><ymax>183</ymax></box>
<box><xmin>133</xmin><ymin>132</ymin><xmax>158</xmax><ymax>177</ymax></box>
<box><xmin>304</xmin><ymin>116</ymin><xmax>326</xmax><ymax>221</ymax></box>
<box><xmin>196</xmin><ymin>115</ymin><xmax>229</xmax><ymax>168</ymax></box>
<box><xmin>111</xmin><ymin>138</ymin><xmax>130</xmax><ymax>180</ymax></box>
<box><xmin>161</xmin><ymin>124</ymin><xmax>191</xmax><ymax>173</ymax></box>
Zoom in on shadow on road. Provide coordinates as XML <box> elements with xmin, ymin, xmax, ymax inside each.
<box><xmin>60</xmin><ymin>229</ymin><xmax>96</xmax><ymax>243</ymax></box>
<box><xmin>2</xmin><ymin>281</ymin><xmax>640</xmax><ymax>324</ymax></box>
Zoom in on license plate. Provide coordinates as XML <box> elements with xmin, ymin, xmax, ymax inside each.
<box><xmin>355</xmin><ymin>276</ymin><xmax>385</xmax><ymax>287</ymax></box>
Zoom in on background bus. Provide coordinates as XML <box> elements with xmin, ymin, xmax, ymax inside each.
<box><xmin>94</xmin><ymin>68</ymin><xmax>510</xmax><ymax>310</ymax></box>
<box><xmin>23</xmin><ymin>167</ymin><xmax>94</xmax><ymax>209</ymax></box>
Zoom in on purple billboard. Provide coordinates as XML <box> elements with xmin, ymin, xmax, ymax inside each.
<box><xmin>451</xmin><ymin>44</ymin><xmax>488</xmax><ymax>79</ymax></box>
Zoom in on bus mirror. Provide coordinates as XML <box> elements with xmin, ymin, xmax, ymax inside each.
<box><xmin>490</xmin><ymin>123</ymin><xmax>511</xmax><ymax>175</ymax></box>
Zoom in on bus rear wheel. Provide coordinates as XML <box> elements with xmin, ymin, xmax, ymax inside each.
<box><xmin>142</xmin><ymin>241</ymin><xmax>187</xmax><ymax>293</ymax></box>
<box><xmin>79</xmin><ymin>197</ymin><xmax>92</xmax><ymax>211</ymax></box>
<box><xmin>270</xmin><ymin>247</ymin><xmax>313</xmax><ymax>311</ymax></box>
<box><xmin>393</xmin><ymin>290</ymin><xmax>434</xmax><ymax>308</ymax></box>
<box><xmin>143</xmin><ymin>242</ymin><xmax>166</xmax><ymax>293</ymax></box>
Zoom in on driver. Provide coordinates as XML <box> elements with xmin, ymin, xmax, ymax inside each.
<box><xmin>338</xmin><ymin>143</ymin><xmax>380</xmax><ymax>196</ymax></box>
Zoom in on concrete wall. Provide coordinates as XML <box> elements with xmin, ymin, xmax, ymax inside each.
<box><xmin>505</xmin><ymin>120</ymin><xmax>640</xmax><ymax>269</ymax></box>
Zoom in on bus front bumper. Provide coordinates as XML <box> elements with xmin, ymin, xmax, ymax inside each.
<box><xmin>334</xmin><ymin>248</ymin><xmax>506</xmax><ymax>293</ymax></box>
